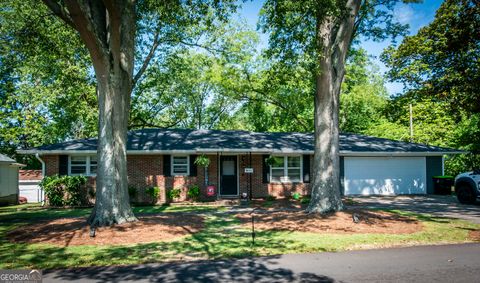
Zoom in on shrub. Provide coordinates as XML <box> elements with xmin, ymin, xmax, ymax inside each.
<box><xmin>146</xmin><ymin>187</ymin><xmax>160</xmax><ymax>200</ymax></box>
<box><xmin>187</xmin><ymin>185</ymin><xmax>200</xmax><ymax>201</ymax></box>
<box><xmin>39</xmin><ymin>175</ymin><xmax>87</xmax><ymax>206</ymax></box>
<box><xmin>266</xmin><ymin>195</ymin><xmax>277</xmax><ymax>201</ymax></box>
<box><xmin>292</xmin><ymin>192</ymin><xmax>301</xmax><ymax>200</ymax></box>
<box><xmin>167</xmin><ymin>188</ymin><xmax>181</xmax><ymax>200</ymax></box>
<box><xmin>300</xmin><ymin>196</ymin><xmax>311</xmax><ymax>204</ymax></box>
<box><xmin>128</xmin><ymin>186</ymin><xmax>137</xmax><ymax>202</ymax></box>
<box><xmin>194</xmin><ymin>155</ymin><xmax>210</xmax><ymax>167</ymax></box>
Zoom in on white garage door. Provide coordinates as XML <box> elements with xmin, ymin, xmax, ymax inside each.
<box><xmin>344</xmin><ymin>157</ymin><xmax>426</xmax><ymax>195</ymax></box>
<box><xmin>19</xmin><ymin>182</ymin><xmax>43</xmax><ymax>203</ymax></box>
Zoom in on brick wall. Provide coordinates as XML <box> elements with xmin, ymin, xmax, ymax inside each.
<box><xmin>43</xmin><ymin>155</ymin><xmax>59</xmax><ymax>176</ymax></box>
<box><xmin>238</xmin><ymin>154</ymin><xmax>312</xmax><ymax>198</ymax></box>
<box><xmin>41</xmin><ymin>153</ymin><xmax>312</xmax><ymax>202</ymax></box>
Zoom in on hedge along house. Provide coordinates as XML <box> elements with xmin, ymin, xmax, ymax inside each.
<box><xmin>18</xmin><ymin>128</ymin><xmax>462</xmax><ymax>203</ymax></box>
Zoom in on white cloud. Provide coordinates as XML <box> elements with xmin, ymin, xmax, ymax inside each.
<box><xmin>395</xmin><ymin>4</ymin><xmax>415</xmax><ymax>25</ymax></box>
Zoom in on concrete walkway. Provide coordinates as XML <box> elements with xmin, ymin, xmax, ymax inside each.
<box><xmin>350</xmin><ymin>195</ymin><xmax>480</xmax><ymax>223</ymax></box>
<box><xmin>43</xmin><ymin>243</ymin><xmax>480</xmax><ymax>282</ymax></box>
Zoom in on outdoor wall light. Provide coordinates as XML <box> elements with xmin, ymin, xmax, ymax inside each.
<box><xmin>241</xmin><ymin>192</ymin><xmax>248</xmax><ymax>199</ymax></box>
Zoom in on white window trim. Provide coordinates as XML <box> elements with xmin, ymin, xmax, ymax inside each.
<box><xmin>269</xmin><ymin>155</ymin><xmax>303</xmax><ymax>183</ymax></box>
<box><xmin>68</xmin><ymin>155</ymin><xmax>97</xmax><ymax>176</ymax></box>
<box><xmin>171</xmin><ymin>155</ymin><xmax>190</xmax><ymax>176</ymax></box>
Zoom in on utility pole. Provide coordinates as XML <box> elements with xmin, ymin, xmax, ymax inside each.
<box><xmin>409</xmin><ymin>104</ymin><xmax>414</xmax><ymax>142</ymax></box>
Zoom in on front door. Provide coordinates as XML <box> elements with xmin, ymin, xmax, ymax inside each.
<box><xmin>220</xmin><ymin>156</ymin><xmax>238</xmax><ymax>195</ymax></box>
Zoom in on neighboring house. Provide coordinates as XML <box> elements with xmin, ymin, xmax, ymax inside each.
<box><xmin>18</xmin><ymin>128</ymin><xmax>462</xmax><ymax>202</ymax></box>
<box><xmin>19</xmin><ymin>170</ymin><xmax>44</xmax><ymax>203</ymax></box>
<box><xmin>0</xmin><ymin>153</ymin><xmax>24</xmax><ymax>205</ymax></box>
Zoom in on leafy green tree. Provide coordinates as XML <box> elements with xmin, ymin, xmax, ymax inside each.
<box><xmin>131</xmin><ymin>20</ymin><xmax>260</xmax><ymax>130</ymax></box>
<box><xmin>382</xmin><ymin>0</ymin><xmax>479</xmax><ymax>115</ymax></box>
<box><xmin>382</xmin><ymin>0</ymin><xmax>480</xmax><ymax>172</ymax></box>
<box><xmin>0</xmin><ymin>0</ymin><xmax>97</xmax><ymax>166</ymax></box>
<box><xmin>340</xmin><ymin>49</ymin><xmax>388</xmax><ymax>133</ymax></box>
<box><xmin>37</xmin><ymin>0</ymin><xmax>237</xmax><ymax>226</ymax></box>
<box><xmin>260</xmin><ymin>0</ymin><xmax>418</xmax><ymax>213</ymax></box>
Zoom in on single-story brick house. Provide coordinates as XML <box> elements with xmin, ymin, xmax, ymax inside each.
<box><xmin>18</xmin><ymin>128</ymin><xmax>461</xmax><ymax>202</ymax></box>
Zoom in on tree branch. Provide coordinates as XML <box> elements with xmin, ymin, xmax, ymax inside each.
<box><xmin>128</xmin><ymin>116</ymin><xmax>181</xmax><ymax>130</ymax></box>
<box><xmin>41</xmin><ymin>0</ymin><xmax>75</xmax><ymax>28</ymax></box>
<box><xmin>241</xmin><ymin>68</ymin><xmax>310</xmax><ymax>130</ymax></box>
<box><xmin>133</xmin><ymin>27</ymin><xmax>161</xmax><ymax>86</ymax></box>
<box><xmin>60</xmin><ymin>0</ymin><xmax>108</xmax><ymax>73</ymax></box>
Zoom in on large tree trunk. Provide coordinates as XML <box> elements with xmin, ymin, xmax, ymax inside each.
<box><xmin>307</xmin><ymin>49</ymin><xmax>344</xmax><ymax>213</ymax></box>
<box><xmin>88</xmin><ymin>65</ymin><xmax>136</xmax><ymax>226</ymax></box>
<box><xmin>87</xmin><ymin>1</ymin><xmax>137</xmax><ymax>226</ymax></box>
<box><xmin>307</xmin><ymin>0</ymin><xmax>361</xmax><ymax>214</ymax></box>
<box><xmin>41</xmin><ymin>0</ymin><xmax>138</xmax><ymax>225</ymax></box>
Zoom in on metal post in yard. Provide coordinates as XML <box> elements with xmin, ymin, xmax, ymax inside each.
<box><xmin>251</xmin><ymin>211</ymin><xmax>255</xmax><ymax>246</ymax></box>
<box><xmin>250</xmin><ymin>207</ymin><xmax>259</xmax><ymax>246</ymax></box>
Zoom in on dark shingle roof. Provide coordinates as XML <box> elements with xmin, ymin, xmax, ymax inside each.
<box><xmin>21</xmin><ymin>128</ymin><xmax>461</xmax><ymax>155</ymax></box>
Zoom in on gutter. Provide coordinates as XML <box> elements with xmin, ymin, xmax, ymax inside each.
<box><xmin>35</xmin><ymin>153</ymin><xmax>45</xmax><ymax>178</ymax></box>
<box><xmin>18</xmin><ymin>149</ymin><xmax>466</xmax><ymax>156</ymax></box>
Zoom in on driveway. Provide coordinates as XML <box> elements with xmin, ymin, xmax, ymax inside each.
<box><xmin>43</xmin><ymin>244</ymin><xmax>480</xmax><ymax>282</ymax></box>
<box><xmin>349</xmin><ymin>195</ymin><xmax>480</xmax><ymax>224</ymax></box>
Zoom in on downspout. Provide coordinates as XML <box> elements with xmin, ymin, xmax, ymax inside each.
<box><xmin>35</xmin><ymin>153</ymin><xmax>45</xmax><ymax>206</ymax></box>
<box><xmin>442</xmin><ymin>155</ymin><xmax>445</xmax><ymax>176</ymax></box>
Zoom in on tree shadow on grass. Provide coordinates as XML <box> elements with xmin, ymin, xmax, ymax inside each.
<box><xmin>0</xmin><ymin>214</ymin><xmax>318</xmax><ymax>271</ymax></box>
<box><xmin>45</xmin><ymin>255</ymin><xmax>335</xmax><ymax>282</ymax></box>
<box><xmin>373</xmin><ymin>208</ymin><xmax>455</xmax><ymax>224</ymax></box>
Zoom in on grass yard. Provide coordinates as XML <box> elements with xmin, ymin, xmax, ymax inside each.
<box><xmin>0</xmin><ymin>203</ymin><xmax>479</xmax><ymax>269</ymax></box>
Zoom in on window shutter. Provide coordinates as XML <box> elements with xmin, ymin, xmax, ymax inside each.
<box><xmin>163</xmin><ymin>155</ymin><xmax>171</xmax><ymax>177</ymax></box>
<box><xmin>303</xmin><ymin>155</ymin><xmax>310</xmax><ymax>183</ymax></box>
<box><xmin>190</xmin><ymin>155</ymin><xmax>197</xmax><ymax>176</ymax></box>
<box><xmin>59</xmin><ymin>155</ymin><xmax>68</xmax><ymax>176</ymax></box>
<box><xmin>262</xmin><ymin>154</ymin><xmax>269</xmax><ymax>183</ymax></box>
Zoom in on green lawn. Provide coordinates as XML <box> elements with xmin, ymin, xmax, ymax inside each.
<box><xmin>0</xmin><ymin>204</ymin><xmax>478</xmax><ymax>269</ymax></box>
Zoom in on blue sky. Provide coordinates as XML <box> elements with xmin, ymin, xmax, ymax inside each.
<box><xmin>238</xmin><ymin>0</ymin><xmax>443</xmax><ymax>96</ymax></box>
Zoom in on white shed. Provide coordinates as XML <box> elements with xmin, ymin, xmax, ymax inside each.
<box><xmin>0</xmin><ymin>154</ymin><xmax>24</xmax><ymax>205</ymax></box>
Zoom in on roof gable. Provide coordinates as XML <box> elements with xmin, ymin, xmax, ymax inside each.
<box><xmin>0</xmin><ymin>153</ymin><xmax>16</xmax><ymax>163</ymax></box>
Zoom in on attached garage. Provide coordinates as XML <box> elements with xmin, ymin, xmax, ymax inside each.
<box><xmin>344</xmin><ymin>157</ymin><xmax>427</xmax><ymax>195</ymax></box>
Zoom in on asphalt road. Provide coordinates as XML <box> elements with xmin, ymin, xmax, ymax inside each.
<box><xmin>43</xmin><ymin>243</ymin><xmax>480</xmax><ymax>283</ymax></box>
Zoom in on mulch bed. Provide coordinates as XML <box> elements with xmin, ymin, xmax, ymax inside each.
<box><xmin>7</xmin><ymin>214</ymin><xmax>204</xmax><ymax>247</ymax></box>
<box><xmin>236</xmin><ymin>209</ymin><xmax>422</xmax><ymax>234</ymax></box>
<box><xmin>469</xmin><ymin>230</ymin><xmax>480</xmax><ymax>241</ymax></box>
<box><xmin>250</xmin><ymin>198</ymin><xmax>307</xmax><ymax>209</ymax></box>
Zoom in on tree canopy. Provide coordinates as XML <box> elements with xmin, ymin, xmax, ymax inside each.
<box><xmin>381</xmin><ymin>0</ymin><xmax>480</xmax><ymax>173</ymax></box>
<box><xmin>1</xmin><ymin>0</ymin><xmax>477</xmax><ymax>178</ymax></box>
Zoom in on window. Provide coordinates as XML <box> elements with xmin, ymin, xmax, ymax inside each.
<box><xmin>269</xmin><ymin>155</ymin><xmax>302</xmax><ymax>183</ymax></box>
<box><xmin>172</xmin><ymin>155</ymin><xmax>189</xmax><ymax>175</ymax></box>
<box><xmin>270</xmin><ymin>156</ymin><xmax>285</xmax><ymax>182</ymax></box>
<box><xmin>69</xmin><ymin>156</ymin><xmax>97</xmax><ymax>176</ymax></box>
